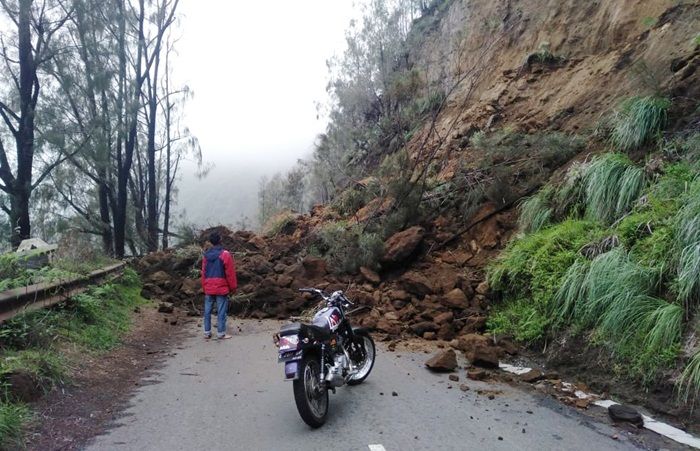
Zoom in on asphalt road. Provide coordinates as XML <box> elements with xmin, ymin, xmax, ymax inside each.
<box><xmin>86</xmin><ymin>319</ymin><xmax>646</xmax><ymax>451</ymax></box>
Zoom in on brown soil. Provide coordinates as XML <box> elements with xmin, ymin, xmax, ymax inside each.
<box><xmin>24</xmin><ymin>305</ymin><xmax>190</xmax><ymax>451</ymax></box>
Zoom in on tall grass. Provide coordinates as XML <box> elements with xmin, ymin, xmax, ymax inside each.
<box><xmin>584</xmin><ymin>153</ymin><xmax>645</xmax><ymax>224</ymax></box>
<box><xmin>0</xmin><ymin>403</ymin><xmax>30</xmax><ymax>449</ymax></box>
<box><xmin>675</xmin><ymin>178</ymin><xmax>700</xmax><ymax>311</ymax></box>
<box><xmin>678</xmin><ymin>350</ymin><xmax>700</xmax><ymax>404</ymax></box>
<box><xmin>518</xmin><ymin>187</ymin><xmax>553</xmax><ymax>233</ymax></box>
<box><xmin>550</xmin><ymin>248</ymin><xmax>681</xmax><ymax>359</ymax></box>
<box><xmin>610</xmin><ymin>96</ymin><xmax>670</xmax><ymax>151</ymax></box>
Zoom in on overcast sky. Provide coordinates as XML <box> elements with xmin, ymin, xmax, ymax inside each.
<box><xmin>171</xmin><ymin>1</ymin><xmax>357</xmax><ymax>227</ymax></box>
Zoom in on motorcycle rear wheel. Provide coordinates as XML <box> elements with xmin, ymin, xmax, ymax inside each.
<box><xmin>293</xmin><ymin>355</ymin><xmax>329</xmax><ymax>428</ymax></box>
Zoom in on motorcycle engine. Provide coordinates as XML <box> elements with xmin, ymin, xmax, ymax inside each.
<box><xmin>326</xmin><ymin>347</ymin><xmax>350</xmax><ymax>388</ymax></box>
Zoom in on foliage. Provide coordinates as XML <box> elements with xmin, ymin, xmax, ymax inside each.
<box><xmin>487</xmin><ymin>220</ymin><xmax>604</xmax><ymax>340</ymax></box>
<box><xmin>610</xmin><ymin>96</ymin><xmax>670</xmax><ymax>151</ymax></box>
<box><xmin>641</xmin><ymin>16</ymin><xmax>658</xmax><ymax>28</ymax></box>
<box><xmin>471</xmin><ymin>129</ymin><xmax>584</xmax><ymax>170</ymax></box>
<box><xmin>527</xmin><ymin>42</ymin><xmax>565</xmax><ymax>66</ymax></box>
<box><xmin>583</xmin><ymin>153</ymin><xmax>645</xmax><ymax>224</ymax></box>
<box><xmin>0</xmin><ymin>268</ymin><xmax>142</xmax><ymax>447</ymax></box>
<box><xmin>494</xmin><ymin>157</ymin><xmax>700</xmax><ymax>392</ymax></box>
<box><xmin>313</xmin><ymin>221</ymin><xmax>384</xmax><ymax>273</ymax></box>
<box><xmin>261</xmin><ymin>211</ymin><xmax>298</xmax><ymax>237</ymax></box>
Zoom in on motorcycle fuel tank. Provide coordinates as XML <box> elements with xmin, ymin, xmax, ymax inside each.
<box><xmin>313</xmin><ymin>306</ymin><xmax>342</xmax><ymax>332</ymax></box>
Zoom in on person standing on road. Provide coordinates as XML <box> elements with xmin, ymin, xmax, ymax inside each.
<box><xmin>201</xmin><ymin>231</ymin><xmax>237</xmax><ymax>340</ymax></box>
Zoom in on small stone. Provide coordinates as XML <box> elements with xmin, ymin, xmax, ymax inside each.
<box><xmin>392</xmin><ymin>391</ymin><xmax>398</xmax><ymax>397</ymax></box>
<box><xmin>448</xmin><ymin>374</ymin><xmax>459</xmax><ymax>382</ymax></box>
<box><xmin>497</xmin><ymin>437</ymin><xmax>503</xmax><ymax>441</ymax></box>
<box><xmin>519</xmin><ymin>369</ymin><xmax>544</xmax><ymax>383</ymax></box>
<box><xmin>467</xmin><ymin>368</ymin><xmax>487</xmax><ymax>381</ymax></box>
<box><xmin>459</xmin><ymin>384</ymin><xmax>470</xmax><ymax>392</ymax></box>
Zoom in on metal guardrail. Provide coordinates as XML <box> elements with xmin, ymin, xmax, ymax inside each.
<box><xmin>0</xmin><ymin>262</ymin><xmax>126</xmax><ymax>323</ymax></box>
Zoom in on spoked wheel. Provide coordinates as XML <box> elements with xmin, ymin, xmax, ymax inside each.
<box><xmin>347</xmin><ymin>332</ymin><xmax>375</xmax><ymax>385</ymax></box>
<box><xmin>293</xmin><ymin>355</ymin><xmax>329</xmax><ymax>428</ymax></box>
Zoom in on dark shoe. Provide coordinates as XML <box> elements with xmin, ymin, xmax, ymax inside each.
<box><xmin>217</xmin><ymin>334</ymin><xmax>233</xmax><ymax>340</ymax></box>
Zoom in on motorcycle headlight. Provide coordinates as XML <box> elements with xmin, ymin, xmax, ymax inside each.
<box><xmin>278</xmin><ymin>335</ymin><xmax>300</xmax><ymax>351</ymax></box>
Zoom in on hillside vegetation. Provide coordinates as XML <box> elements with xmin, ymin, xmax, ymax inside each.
<box><xmin>250</xmin><ymin>0</ymin><xmax>700</xmax><ymax>418</ymax></box>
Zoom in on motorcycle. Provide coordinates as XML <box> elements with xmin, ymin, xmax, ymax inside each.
<box><xmin>274</xmin><ymin>288</ymin><xmax>376</xmax><ymax>428</ymax></box>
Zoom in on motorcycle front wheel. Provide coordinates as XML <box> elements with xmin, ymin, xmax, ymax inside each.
<box><xmin>347</xmin><ymin>332</ymin><xmax>375</xmax><ymax>386</ymax></box>
<box><xmin>293</xmin><ymin>355</ymin><xmax>329</xmax><ymax>428</ymax></box>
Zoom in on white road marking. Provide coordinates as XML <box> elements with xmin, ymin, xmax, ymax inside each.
<box><xmin>368</xmin><ymin>445</ymin><xmax>386</xmax><ymax>451</ymax></box>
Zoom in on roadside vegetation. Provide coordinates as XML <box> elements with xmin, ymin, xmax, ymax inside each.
<box><xmin>488</xmin><ymin>115</ymin><xmax>700</xmax><ymax>399</ymax></box>
<box><xmin>0</xmin><ymin>268</ymin><xmax>144</xmax><ymax>448</ymax></box>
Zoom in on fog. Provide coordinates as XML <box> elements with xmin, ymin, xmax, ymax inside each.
<box><xmin>171</xmin><ymin>1</ymin><xmax>357</xmax><ymax>229</ymax></box>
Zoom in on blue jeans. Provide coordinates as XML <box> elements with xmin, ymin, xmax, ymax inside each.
<box><xmin>204</xmin><ymin>295</ymin><xmax>229</xmax><ymax>337</ymax></box>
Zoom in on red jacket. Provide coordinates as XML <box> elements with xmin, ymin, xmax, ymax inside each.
<box><xmin>201</xmin><ymin>246</ymin><xmax>237</xmax><ymax>295</ymax></box>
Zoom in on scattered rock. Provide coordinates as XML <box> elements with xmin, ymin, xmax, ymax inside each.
<box><xmin>575</xmin><ymin>398</ymin><xmax>590</xmax><ymax>409</ymax></box>
<box><xmin>441</xmin><ymin>288</ymin><xmax>469</xmax><ymax>309</ymax></box>
<box><xmin>434</xmin><ymin>311</ymin><xmax>454</xmax><ymax>325</ymax></box>
<box><xmin>411</xmin><ymin>321</ymin><xmax>439</xmax><ymax>336</ymax></box>
<box><xmin>157</xmin><ymin>302</ymin><xmax>174</xmax><ymax>314</ymax></box>
<box><xmin>425</xmin><ymin>349</ymin><xmax>458</xmax><ymax>372</ymax></box>
<box><xmin>448</xmin><ymin>374</ymin><xmax>460</xmax><ymax>382</ymax></box>
<box><xmin>359</xmin><ymin>266</ymin><xmax>381</xmax><ymax>284</ymax></box>
<box><xmin>465</xmin><ymin>344</ymin><xmax>500</xmax><ymax>368</ymax></box>
<box><xmin>459</xmin><ymin>384</ymin><xmax>470</xmax><ymax>392</ymax></box>
<box><xmin>381</xmin><ymin>226</ymin><xmax>425</xmax><ymax>264</ymax></box>
<box><xmin>519</xmin><ymin>369</ymin><xmax>544</xmax><ymax>383</ymax></box>
<box><xmin>475</xmin><ymin>281</ymin><xmax>490</xmax><ymax>295</ymax></box>
<box><xmin>608</xmin><ymin>404</ymin><xmax>643</xmax><ymax>427</ymax></box>
<box><xmin>423</xmin><ymin>332</ymin><xmax>437</xmax><ymax>340</ymax></box>
<box><xmin>392</xmin><ymin>391</ymin><xmax>398</xmax><ymax>397</ymax></box>
<box><xmin>467</xmin><ymin>368</ymin><xmax>487</xmax><ymax>381</ymax></box>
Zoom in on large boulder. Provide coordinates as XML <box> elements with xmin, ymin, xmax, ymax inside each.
<box><xmin>302</xmin><ymin>256</ymin><xmax>328</xmax><ymax>279</ymax></box>
<box><xmin>425</xmin><ymin>349</ymin><xmax>457</xmax><ymax>372</ymax></box>
<box><xmin>360</xmin><ymin>266</ymin><xmax>381</xmax><ymax>285</ymax></box>
<box><xmin>381</xmin><ymin>226</ymin><xmax>425</xmax><ymax>264</ymax></box>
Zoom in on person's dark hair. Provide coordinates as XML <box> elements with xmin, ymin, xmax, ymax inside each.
<box><xmin>209</xmin><ymin>231</ymin><xmax>221</xmax><ymax>246</ymax></box>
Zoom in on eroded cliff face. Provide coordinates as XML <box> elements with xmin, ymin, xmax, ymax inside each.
<box><xmin>409</xmin><ymin>0</ymin><xmax>698</xmax><ymax>141</ymax></box>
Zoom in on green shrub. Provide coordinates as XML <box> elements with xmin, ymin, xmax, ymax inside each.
<box><xmin>314</xmin><ymin>221</ymin><xmax>384</xmax><ymax>273</ymax></box>
<box><xmin>584</xmin><ymin>153</ymin><xmax>645</xmax><ymax>224</ymax></box>
<box><xmin>641</xmin><ymin>16</ymin><xmax>657</xmax><ymax>28</ymax></box>
<box><xmin>610</xmin><ymin>96</ymin><xmax>670</xmax><ymax>151</ymax></box>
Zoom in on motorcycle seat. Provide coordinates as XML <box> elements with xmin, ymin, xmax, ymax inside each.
<box><xmin>279</xmin><ymin>322</ymin><xmax>331</xmax><ymax>341</ymax></box>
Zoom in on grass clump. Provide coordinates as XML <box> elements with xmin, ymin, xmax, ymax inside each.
<box><xmin>584</xmin><ymin>153</ymin><xmax>645</xmax><ymax>224</ymax></box>
<box><xmin>678</xmin><ymin>350</ymin><xmax>700</xmax><ymax>404</ymax></box>
<box><xmin>518</xmin><ymin>187</ymin><xmax>553</xmax><ymax>233</ymax></box>
<box><xmin>610</xmin><ymin>95</ymin><xmax>670</xmax><ymax>151</ymax></box>
<box><xmin>0</xmin><ymin>402</ymin><xmax>30</xmax><ymax>449</ymax></box>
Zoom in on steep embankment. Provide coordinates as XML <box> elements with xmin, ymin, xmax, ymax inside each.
<box><xmin>137</xmin><ymin>0</ymin><xmax>700</xmax><ymax>429</ymax></box>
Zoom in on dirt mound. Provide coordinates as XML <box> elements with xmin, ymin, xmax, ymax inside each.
<box><xmin>133</xmin><ymin>203</ymin><xmax>510</xmax><ymax>343</ymax></box>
